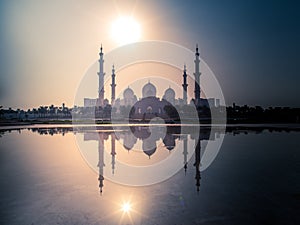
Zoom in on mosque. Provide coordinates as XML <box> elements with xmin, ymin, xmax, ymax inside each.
<box><xmin>84</xmin><ymin>44</ymin><xmax>218</xmax><ymax>119</ymax></box>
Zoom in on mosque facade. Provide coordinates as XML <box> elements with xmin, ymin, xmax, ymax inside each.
<box><xmin>84</xmin><ymin>44</ymin><xmax>218</xmax><ymax>119</ymax></box>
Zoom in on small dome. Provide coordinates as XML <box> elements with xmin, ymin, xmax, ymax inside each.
<box><xmin>142</xmin><ymin>82</ymin><xmax>156</xmax><ymax>98</ymax></box>
<box><xmin>123</xmin><ymin>87</ymin><xmax>134</xmax><ymax>99</ymax></box>
<box><xmin>164</xmin><ymin>87</ymin><xmax>175</xmax><ymax>98</ymax></box>
<box><xmin>163</xmin><ymin>87</ymin><xmax>176</xmax><ymax>105</ymax></box>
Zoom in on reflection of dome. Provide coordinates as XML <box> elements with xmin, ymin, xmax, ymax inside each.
<box><xmin>163</xmin><ymin>134</ymin><xmax>175</xmax><ymax>150</ymax></box>
<box><xmin>142</xmin><ymin>140</ymin><xmax>157</xmax><ymax>158</ymax></box>
<box><xmin>142</xmin><ymin>135</ymin><xmax>158</xmax><ymax>158</ymax></box>
<box><xmin>143</xmin><ymin>148</ymin><xmax>156</xmax><ymax>158</ymax></box>
<box><xmin>142</xmin><ymin>82</ymin><xmax>156</xmax><ymax>98</ymax></box>
<box><xmin>123</xmin><ymin>87</ymin><xmax>134</xmax><ymax>99</ymax></box>
<box><xmin>123</xmin><ymin>133</ymin><xmax>137</xmax><ymax>150</ymax></box>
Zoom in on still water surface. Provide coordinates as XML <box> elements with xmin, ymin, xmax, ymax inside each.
<box><xmin>0</xmin><ymin>125</ymin><xmax>299</xmax><ymax>225</ymax></box>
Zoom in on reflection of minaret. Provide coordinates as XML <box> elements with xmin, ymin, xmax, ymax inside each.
<box><xmin>97</xmin><ymin>44</ymin><xmax>105</xmax><ymax>107</ymax></box>
<box><xmin>182</xmin><ymin>64</ymin><xmax>188</xmax><ymax>105</ymax></box>
<box><xmin>111</xmin><ymin>133</ymin><xmax>116</xmax><ymax>174</ymax></box>
<box><xmin>111</xmin><ymin>65</ymin><xmax>116</xmax><ymax>105</ymax></box>
<box><xmin>194</xmin><ymin>44</ymin><xmax>201</xmax><ymax>105</ymax></box>
<box><xmin>193</xmin><ymin>135</ymin><xmax>201</xmax><ymax>193</ymax></box>
<box><xmin>98</xmin><ymin>133</ymin><xmax>105</xmax><ymax>194</ymax></box>
<box><xmin>182</xmin><ymin>134</ymin><xmax>188</xmax><ymax>174</ymax></box>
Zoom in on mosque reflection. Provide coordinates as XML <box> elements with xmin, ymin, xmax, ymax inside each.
<box><xmin>82</xmin><ymin>125</ymin><xmax>220</xmax><ymax>194</ymax></box>
<box><xmin>12</xmin><ymin>125</ymin><xmax>293</xmax><ymax>196</ymax></box>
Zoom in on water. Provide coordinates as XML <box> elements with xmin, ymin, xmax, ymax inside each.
<box><xmin>0</xmin><ymin>125</ymin><xmax>299</xmax><ymax>225</ymax></box>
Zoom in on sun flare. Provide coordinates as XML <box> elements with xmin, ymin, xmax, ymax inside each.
<box><xmin>121</xmin><ymin>202</ymin><xmax>132</xmax><ymax>213</ymax></box>
<box><xmin>111</xmin><ymin>16</ymin><xmax>141</xmax><ymax>45</ymax></box>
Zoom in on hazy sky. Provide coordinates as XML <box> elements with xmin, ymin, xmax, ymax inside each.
<box><xmin>0</xmin><ymin>0</ymin><xmax>299</xmax><ymax>109</ymax></box>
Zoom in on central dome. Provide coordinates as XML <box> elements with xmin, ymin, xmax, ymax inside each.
<box><xmin>142</xmin><ymin>82</ymin><xmax>156</xmax><ymax>98</ymax></box>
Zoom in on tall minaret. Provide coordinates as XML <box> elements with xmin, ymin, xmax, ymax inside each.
<box><xmin>111</xmin><ymin>65</ymin><xmax>116</xmax><ymax>105</ymax></box>
<box><xmin>194</xmin><ymin>44</ymin><xmax>201</xmax><ymax>105</ymax></box>
<box><xmin>182</xmin><ymin>64</ymin><xmax>188</xmax><ymax>105</ymax></box>
<box><xmin>98</xmin><ymin>44</ymin><xmax>105</xmax><ymax>107</ymax></box>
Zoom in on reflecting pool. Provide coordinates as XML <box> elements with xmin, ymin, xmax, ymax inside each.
<box><xmin>0</xmin><ymin>125</ymin><xmax>299</xmax><ymax>224</ymax></box>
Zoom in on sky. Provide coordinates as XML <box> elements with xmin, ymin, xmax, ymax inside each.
<box><xmin>0</xmin><ymin>0</ymin><xmax>299</xmax><ymax>109</ymax></box>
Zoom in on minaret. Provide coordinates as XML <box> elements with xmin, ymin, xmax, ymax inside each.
<box><xmin>97</xmin><ymin>44</ymin><xmax>105</xmax><ymax>107</ymax></box>
<box><xmin>98</xmin><ymin>133</ymin><xmax>105</xmax><ymax>194</ymax></box>
<box><xmin>194</xmin><ymin>44</ymin><xmax>201</xmax><ymax>105</ymax></box>
<box><xmin>182</xmin><ymin>64</ymin><xmax>188</xmax><ymax>105</ymax></box>
<box><xmin>111</xmin><ymin>65</ymin><xmax>116</xmax><ymax>105</ymax></box>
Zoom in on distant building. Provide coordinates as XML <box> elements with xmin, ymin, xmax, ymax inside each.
<box><xmin>84</xmin><ymin>98</ymin><xmax>97</xmax><ymax>107</ymax></box>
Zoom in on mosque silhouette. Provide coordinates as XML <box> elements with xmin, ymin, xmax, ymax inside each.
<box><xmin>83</xmin><ymin>44</ymin><xmax>219</xmax><ymax>121</ymax></box>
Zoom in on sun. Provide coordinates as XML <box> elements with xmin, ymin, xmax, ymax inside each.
<box><xmin>121</xmin><ymin>202</ymin><xmax>132</xmax><ymax>213</ymax></box>
<box><xmin>111</xmin><ymin>16</ymin><xmax>141</xmax><ymax>45</ymax></box>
